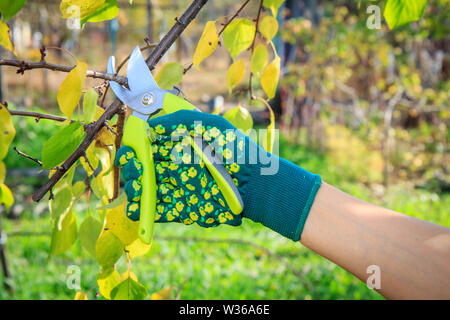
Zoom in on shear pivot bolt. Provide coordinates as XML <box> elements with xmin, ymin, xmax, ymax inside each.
<box><xmin>141</xmin><ymin>93</ymin><xmax>154</xmax><ymax>106</ymax></box>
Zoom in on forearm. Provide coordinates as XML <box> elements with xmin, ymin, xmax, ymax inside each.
<box><xmin>300</xmin><ymin>182</ymin><xmax>450</xmax><ymax>299</ymax></box>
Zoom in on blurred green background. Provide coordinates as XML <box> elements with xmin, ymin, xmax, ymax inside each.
<box><xmin>0</xmin><ymin>0</ymin><xmax>448</xmax><ymax>299</ymax></box>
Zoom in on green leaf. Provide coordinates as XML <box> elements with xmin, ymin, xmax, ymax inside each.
<box><xmin>83</xmin><ymin>88</ymin><xmax>98</xmax><ymax>123</ymax></box>
<box><xmin>0</xmin><ymin>183</ymin><xmax>14</xmax><ymax>212</ymax></box>
<box><xmin>81</xmin><ymin>0</ymin><xmax>119</xmax><ymax>26</ymax></box>
<box><xmin>49</xmin><ymin>210</ymin><xmax>77</xmax><ymax>256</ymax></box>
<box><xmin>110</xmin><ymin>276</ymin><xmax>148</xmax><ymax>300</ymax></box>
<box><xmin>0</xmin><ymin>104</ymin><xmax>15</xmax><ymax>160</ymax></box>
<box><xmin>41</xmin><ymin>121</ymin><xmax>86</xmax><ymax>170</ymax></box>
<box><xmin>384</xmin><ymin>0</ymin><xmax>427</xmax><ymax>29</ymax></box>
<box><xmin>96</xmin><ymin>229</ymin><xmax>124</xmax><ymax>269</ymax></box>
<box><xmin>259</xmin><ymin>16</ymin><xmax>278</xmax><ymax>42</ymax></box>
<box><xmin>263</xmin><ymin>0</ymin><xmax>285</xmax><ymax>17</ymax></box>
<box><xmin>223</xmin><ymin>18</ymin><xmax>256</xmax><ymax>60</ymax></box>
<box><xmin>97</xmin><ymin>192</ymin><xmax>126</xmax><ymax>210</ymax></box>
<box><xmin>223</xmin><ymin>106</ymin><xmax>253</xmax><ymax>133</ymax></box>
<box><xmin>0</xmin><ymin>0</ymin><xmax>27</xmax><ymax>20</ymax></box>
<box><xmin>79</xmin><ymin>215</ymin><xmax>102</xmax><ymax>257</ymax></box>
<box><xmin>193</xmin><ymin>21</ymin><xmax>219</xmax><ymax>70</ymax></box>
<box><xmin>97</xmin><ymin>268</ymin><xmax>121</xmax><ymax>300</ymax></box>
<box><xmin>155</xmin><ymin>62</ymin><xmax>184</xmax><ymax>90</ymax></box>
<box><xmin>49</xmin><ymin>188</ymin><xmax>73</xmax><ymax>222</ymax></box>
<box><xmin>250</xmin><ymin>44</ymin><xmax>268</xmax><ymax>78</ymax></box>
<box><xmin>260</xmin><ymin>55</ymin><xmax>280</xmax><ymax>100</ymax></box>
<box><xmin>226</xmin><ymin>59</ymin><xmax>245</xmax><ymax>94</ymax></box>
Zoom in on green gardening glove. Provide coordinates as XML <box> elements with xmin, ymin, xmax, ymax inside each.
<box><xmin>115</xmin><ymin>136</ymin><xmax>243</xmax><ymax>227</ymax></box>
<box><xmin>116</xmin><ymin>110</ymin><xmax>322</xmax><ymax>241</ymax></box>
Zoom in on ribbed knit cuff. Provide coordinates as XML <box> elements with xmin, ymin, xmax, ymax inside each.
<box><xmin>243</xmin><ymin>157</ymin><xmax>322</xmax><ymax>241</ymax></box>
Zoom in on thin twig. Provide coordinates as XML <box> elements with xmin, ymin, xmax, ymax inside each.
<box><xmin>82</xmin><ymin>152</ymin><xmax>95</xmax><ymax>173</ymax></box>
<box><xmin>248</xmin><ymin>0</ymin><xmax>264</xmax><ymax>100</ymax></box>
<box><xmin>104</xmin><ymin>121</ymin><xmax>118</xmax><ymax>136</ymax></box>
<box><xmin>8</xmin><ymin>109</ymin><xmax>68</xmax><ymax>122</ymax></box>
<box><xmin>176</xmin><ymin>276</ymin><xmax>190</xmax><ymax>300</ymax></box>
<box><xmin>13</xmin><ymin>147</ymin><xmax>42</xmax><ymax>166</ymax></box>
<box><xmin>112</xmin><ymin>109</ymin><xmax>126</xmax><ymax>200</ymax></box>
<box><xmin>0</xmin><ymin>59</ymin><xmax>129</xmax><ymax>86</ymax></box>
<box><xmin>32</xmin><ymin>0</ymin><xmax>209</xmax><ymax>202</ymax></box>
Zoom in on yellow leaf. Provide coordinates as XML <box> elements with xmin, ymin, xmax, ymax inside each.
<box><xmin>193</xmin><ymin>21</ymin><xmax>219</xmax><ymax>70</ymax></box>
<box><xmin>125</xmin><ymin>238</ymin><xmax>151</xmax><ymax>259</ymax></box>
<box><xmin>0</xmin><ymin>20</ymin><xmax>16</xmax><ymax>55</ymax></box>
<box><xmin>0</xmin><ymin>183</ymin><xmax>14</xmax><ymax>212</ymax></box>
<box><xmin>263</xmin><ymin>0</ymin><xmax>285</xmax><ymax>17</ymax></box>
<box><xmin>226</xmin><ymin>59</ymin><xmax>245</xmax><ymax>94</ymax></box>
<box><xmin>57</xmin><ymin>62</ymin><xmax>87</xmax><ymax>120</ymax></box>
<box><xmin>259</xmin><ymin>16</ymin><xmax>278</xmax><ymax>42</ymax></box>
<box><xmin>263</xmin><ymin>104</ymin><xmax>275</xmax><ymax>153</ymax></box>
<box><xmin>94</xmin><ymin>146</ymin><xmax>114</xmax><ymax>199</ymax></box>
<box><xmin>0</xmin><ymin>104</ymin><xmax>16</xmax><ymax>160</ymax></box>
<box><xmin>150</xmin><ymin>286</ymin><xmax>173</xmax><ymax>300</ymax></box>
<box><xmin>260</xmin><ymin>55</ymin><xmax>280</xmax><ymax>99</ymax></box>
<box><xmin>120</xmin><ymin>271</ymin><xmax>138</xmax><ymax>282</ymax></box>
<box><xmin>60</xmin><ymin>0</ymin><xmax>106</xmax><ymax>19</ymax></box>
<box><xmin>105</xmin><ymin>201</ymin><xmax>139</xmax><ymax>245</ymax></box>
<box><xmin>250</xmin><ymin>44</ymin><xmax>268</xmax><ymax>78</ymax></box>
<box><xmin>97</xmin><ymin>268</ymin><xmax>121</xmax><ymax>300</ymax></box>
<box><xmin>74</xmin><ymin>292</ymin><xmax>88</xmax><ymax>300</ymax></box>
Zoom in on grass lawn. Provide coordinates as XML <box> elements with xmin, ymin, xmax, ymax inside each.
<box><xmin>1</xmin><ymin>139</ymin><xmax>448</xmax><ymax>300</ymax></box>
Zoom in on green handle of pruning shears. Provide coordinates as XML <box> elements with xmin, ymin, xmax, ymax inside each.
<box><xmin>163</xmin><ymin>93</ymin><xmax>244</xmax><ymax>216</ymax></box>
<box><xmin>124</xmin><ymin>93</ymin><xmax>243</xmax><ymax>245</ymax></box>
<box><xmin>122</xmin><ymin>115</ymin><xmax>156</xmax><ymax>244</ymax></box>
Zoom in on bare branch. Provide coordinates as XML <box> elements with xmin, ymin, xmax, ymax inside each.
<box><xmin>32</xmin><ymin>0</ymin><xmax>209</xmax><ymax>202</ymax></box>
<box><xmin>8</xmin><ymin>109</ymin><xmax>68</xmax><ymax>123</ymax></box>
<box><xmin>113</xmin><ymin>109</ymin><xmax>126</xmax><ymax>201</ymax></box>
<box><xmin>248</xmin><ymin>0</ymin><xmax>264</xmax><ymax>99</ymax></box>
<box><xmin>0</xmin><ymin>59</ymin><xmax>129</xmax><ymax>86</ymax></box>
<box><xmin>13</xmin><ymin>146</ymin><xmax>42</xmax><ymax>166</ymax></box>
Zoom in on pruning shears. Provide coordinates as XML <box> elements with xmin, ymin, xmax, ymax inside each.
<box><xmin>108</xmin><ymin>46</ymin><xmax>243</xmax><ymax>244</ymax></box>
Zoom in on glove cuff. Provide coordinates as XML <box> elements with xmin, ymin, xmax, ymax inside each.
<box><xmin>243</xmin><ymin>157</ymin><xmax>322</xmax><ymax>241</ymax></box>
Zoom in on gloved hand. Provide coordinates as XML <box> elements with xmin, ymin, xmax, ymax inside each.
<box><xmin>116</xmin><ymin>110</ymin><xmax>321</xmax><ymax>241</ymax></box>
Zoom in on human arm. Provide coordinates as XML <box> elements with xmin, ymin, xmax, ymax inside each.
<box><xmin>301</xmin><ymin>182</ymin><xmax>450</xmax><ymax>299</ymax></box>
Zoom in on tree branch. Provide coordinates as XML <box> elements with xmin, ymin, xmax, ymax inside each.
<box><xmin>0</xmin><ymin>59</ymin><xmax>129</xmax><ymax>86</ymax></box>
<box><xmin>13</xmin><ymin>146</ymin><xmax>42</xmax><ymax>166</ymax></box>
<box><xmin>248</xmin><ymin>0</ymin><xmax>264</xmax><ymax>99</ymax></box>
<box><xmin>32</xmin><ymin>0</ymin><xmax>209</xmax><ymax>202</ymax></box>
<box><xmin>8</xmin><ymin>109</ymin><xmax>68</xmax><ymax>122</ymax></box>
<box><xmin>113</xmin><ymin>109</ymin><xmax>126</xmax><ymax>201</ymax></box>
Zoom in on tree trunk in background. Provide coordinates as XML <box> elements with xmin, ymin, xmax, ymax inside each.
<box><xmin>146</xmin><ymin>0</ymin><xmax>154</xmax><ymax>42</ymax></box>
